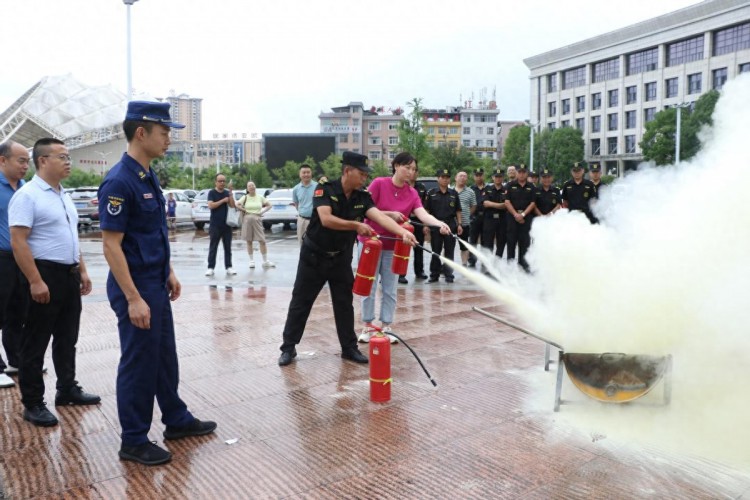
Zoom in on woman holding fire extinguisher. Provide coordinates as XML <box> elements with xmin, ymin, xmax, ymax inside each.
<box><xmin>357</xmin><ymin>152</ymin><xmax>451</xmax><ymax>344</ymax></box>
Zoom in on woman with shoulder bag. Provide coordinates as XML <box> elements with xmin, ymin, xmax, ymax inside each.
<box><xmin>238</xmin><ymin>182</ymin><xmax>274</xmax><ymax>268</ymax></box>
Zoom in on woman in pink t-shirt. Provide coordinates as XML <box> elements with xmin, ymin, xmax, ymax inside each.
<box><xmin>358</xmin><ymin>152</ymin><xmax>451</xmax><ymax>343</ymax></box>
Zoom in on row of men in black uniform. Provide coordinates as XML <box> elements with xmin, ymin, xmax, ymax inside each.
<box><xmin>407</xmin><ymin>162</ymin><xmax>601</xmax><ymax>275</ymax></box>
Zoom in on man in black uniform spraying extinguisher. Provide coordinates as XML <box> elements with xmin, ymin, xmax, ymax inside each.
<box><xmin>278</xmin><ymin>152</ymin><xmax>417</xmax><ymax>366</ymax></box>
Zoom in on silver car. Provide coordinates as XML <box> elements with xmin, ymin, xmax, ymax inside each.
<box><xmin>67</xmin><ymin>186</ymin><xmax>100</xmax><ymax>226</ymax></box>
<box><xmin>262</xmin><ymin>188</ymin><xmax>297</xmax><ymax>230</ymax></box>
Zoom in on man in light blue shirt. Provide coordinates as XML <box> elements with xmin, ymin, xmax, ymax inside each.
<box><xmin>292</xmin><ymin>163</ymin><xmax>317</xmax><ymax>245</ymax></box>
<box><xmin>9</xmin><ymin>137</ymin><xmax>99</xmax><ymax>427</ymax></box>
<box><xmin>0</xmin><ymin>141</ymin><xmax>29</xmax><ymax>388</ymax></box>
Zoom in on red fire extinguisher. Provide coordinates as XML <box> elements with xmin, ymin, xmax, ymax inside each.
<box><xmin>369</xmin><ymin>331</ymin><xmax>391</xmax><ymax>402</ymax></box>
<box><xmin>353</xmin><ymin>237</ymin><xmax>382</xmax><ymax>296</ymax></box>
<box><xmin>391</xmin><ymin>222</ymin><xmax>414</xmax><ymax>275</ymax></box>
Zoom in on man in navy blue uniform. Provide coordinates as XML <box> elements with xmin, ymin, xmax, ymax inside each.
<box><xmin>99</xmin><ymin>101</ymin><xmax>217</xmax><ymax>466</ymax></box>
<box><xmin>278</xmin><ymin>152</ymin><xmax>418</xmax><ymax>366</ymax></box>
<box><xmin>425</xmin><ymin>169</ymin><xmax>461</xmax><ymax>283</ymax></box>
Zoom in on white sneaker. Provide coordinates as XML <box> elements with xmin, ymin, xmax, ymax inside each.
<box><xmin>262</xmin><ymin>261</ymin><xmax>276</xmax><ymax>268</ymax></box>
<box><xmin>382</xmin><ymin>325</ymin><xmax>399</xmax><ymax>344</ymax></box>
<box><xmin>0</xmin><ymin>373</ymin><xmax>14</xmax><ymax>388</ymax></box>
<box><xmin>205</xmin><ymin>268</ymin><xmax>214</xmax><ymax>276</ymax></box>
<box><xmin>226</xmin><ymin>268</ymin><xmax>237</xmax><ymax>275</ymax></box>
<box><xmin>249</xmin><ymin>261</ymin><xmax>255</xmax><ymax>269</ymax></box>
<box><xmin>358</xmin><ymin>324</ymin><xmax>377</xmax><ymax>343</ymax></box>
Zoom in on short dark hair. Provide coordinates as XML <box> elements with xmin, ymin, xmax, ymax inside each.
<box><xmin>122</xmin><ymin>119</ymin><xmax>157</xmax><ymax>142</ymax></box>
<box><xmin>0</xmin><ymin>140</ymin><xmax>16</xmax><ymax>158</ymax></box>
<box><xmin>214</xmin><ymin>173</ymin><xmax>226</xmax><ymax>180</ymax></box>
<box><xmin>33</xmin><ymin>138</ymin><xmax>65</xmax><ymax>169</ymax></box>
<box><xmin>299</xmin><ymin>164</ymin><xmax>312</xmax><ymax>171</ymax></box>
<box><xmin>391</xmin><ymin>152</ymin><xmax>416</xmax><ymax>174</ymax></box>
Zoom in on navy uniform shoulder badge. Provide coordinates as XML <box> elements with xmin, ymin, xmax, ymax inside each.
<box><xmin>107</xmin><ymin>195</ymin><xmax>124</xmax><ymax>216</ymax></box>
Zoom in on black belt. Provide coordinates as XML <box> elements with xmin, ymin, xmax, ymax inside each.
<box><xmin>35</xmin><ymin>259</ymin><xmax>80</xmax><ymax>274</ymax></box>
<box><xmin>298</xmin><ymin>215</ymin><xmax>311</xmax><ymax>220</ymax></box>
<box><xmin>303</xmin><ymin>238</ymin><xmax>341</xmax><ymax>257</ymax></box>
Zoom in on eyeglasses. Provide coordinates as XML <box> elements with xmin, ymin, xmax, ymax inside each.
<box><xmin>40</xmin><ymin>154</ymin><xmax>72</xmax><ymax>163</ymax></box>
<box><xmin>216</xmin><ymin>179</ymin><xmax>226</xmax><ymax>183</ymax></box>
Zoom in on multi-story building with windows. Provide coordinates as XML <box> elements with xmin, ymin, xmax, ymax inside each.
<box><xmin>162</xmin><ymin>93</ymin><xmax>202</xmax><ymax>142</ymax></box>
<box><xmin>319</xmin><ymin>102</ymin><xmax>404</xmax><ymax>159</ymax></box>
<box><xmin>460</xmin><ymin>101</ymin><xmax>500</xmax><ymax>160</ymax></box>
<box><xmin>422</xmin><ymin>107</ymin><xmax>462</xmax><ymax>150</ymax></box>
<box><xmin>524</xmin><ymin>0</ymin><xmax>750</xmax><ymax>175</ymax></box>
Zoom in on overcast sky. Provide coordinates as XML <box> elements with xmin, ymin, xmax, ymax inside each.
<box><xmin>1</xmin><ymin>0</ymin><xmax>700</xmax><ymax>138</ymax></box>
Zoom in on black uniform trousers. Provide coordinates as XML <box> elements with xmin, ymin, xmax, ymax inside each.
<box><xmin>468</xmin><ymin>215</ymin><xmax>483</xmax><ymax>265</ymax></box>
<box><xmin>18</xmin><ymin>260</ymin><xmax>81</xmax><ymax>408</ymax></box>
<box><xmin>207</xmin><ymin>224</ymin><xmax>233</xmax><ymax>269</ymax></box>
<box><xmin>0</xmin><ymin>251</ymin><xmax>26</xmax><ymax>371</ymax></box>
<box><xmin>506</xmin><ymin>216</ymin><xmax>532</xmax><ymax>271</ymax></box>
<box><xmin>429</xmin><ymin>222</ymin><xmax>457</xmax><ymax>279</ymax></box>
<box><xmin>280</xmin><ymin>244</ymin><xmax>358</xmax><ymax>353</ymax></box>
<box><xmin>108</xmin><ymin>275</ymin><xmax>193</xmax><ymax>446</ymax></box>
<box><xmin>482</xmin><ymin>213</ymin><xmax>507</xmax><ymax>258</ymax></box>
<box><xmin>409</xmin><ymin>220</ymin><xmax>426</xmax><ymax>276</ymax></box>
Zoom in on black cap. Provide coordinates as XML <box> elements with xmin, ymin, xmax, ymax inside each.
<box><xmin>517</xmin><ymin>164</ymin><xmax>527</xmax><ymax>172</ymax></box>
<box><xmin>572</xmin><ymin>161</ymin><xmax>585</xmax><ymax>171</ymax></box>
<box><xmin>492</xmin><ymin>168</ymin><xmax>504</xmax><ymax>177</ymax></box>
<box><xmin>589</xmin><ymin>163</ymin><xmax>601</xmax><ymax>172</ymax></box>
<box><xmin>342</xmin><ymin>151</ymin><xmax>372</xmax><ymax>172</ymax></box>
<box><xmin>436</xmin><ymin>168</ymin><xmax>450</xmax><ymax>177</ymax></box>
<box><xmin>473</xmin><ymin>168</ymin><xmax>484</xmax><ymax>175</ymax></box>
<box><xmin>541</xmin><ymin>168</ymin><xmax>553</xmax><ymax>177</ymax></box>
<box><xmin>529</xmin><ymin>171</ymin><xmax>539</xmax><ymax>178</ymax></box>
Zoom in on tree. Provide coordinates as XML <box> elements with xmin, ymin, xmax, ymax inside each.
<box><xmin>545</xmin><ymin>127</ymin><xmax>584</xmax><ymax>180</ymax></box>
<box><xmin>640</xmin><ymin>108</ymin><xmax>681</xmax><ymax>165</ymax></box>
<box><xmin>369</xmin><ymin>159</ymin><xmax>391</xmax><ymax>179</ymax></box>
<box><xmin>396</xmin><ymin>98</ymin><xmax>431</xmax><ymax>167</ymax></box>
<box><xmin>62</xmin><ymin>168</ymin><xmax>103</xmax><ymax>188</ymax></box>
<box><xmin>319</xmin><ymin>153</ymin><xmax>343</xmax><ymax>180</ymax></box>
<box><xmin>246</xmin><ymin>162</ymin><xmax>274</xmax><ymax>188</ymax></box>
<box><xmin>640</xmin><ymin>90</ymin><xmax>720</xmax><ymax>166</ymax></box>
<box><xmin>533</xmin><ymin>128</ymin><xmax>553</xmax><ymax>173</ymax></box>
<box><xmin>501</xmin><ymin>125</ymin><xmax>530</xmax><ymax>167</ymax></box>
<box><xmin>273</xmin><ymin>156</ymin><xmax>317</xmax><ymax>187</ymax></box>
<box><xmin>430</xmin><ymin>145</ymin><xmax>478</xmax><ymax>175</ymax></box>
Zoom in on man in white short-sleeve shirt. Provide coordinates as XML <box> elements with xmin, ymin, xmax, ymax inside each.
<box><xmin>9</xmin><ymin>137</ymin><xmax>99</xmax><ymax>428</ymax></box>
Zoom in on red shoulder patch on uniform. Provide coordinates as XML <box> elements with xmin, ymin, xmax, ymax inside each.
<box><xmin>314</xmin><ymin>189</ymin><xmax>324</xmax><ymax>197</ymax></box>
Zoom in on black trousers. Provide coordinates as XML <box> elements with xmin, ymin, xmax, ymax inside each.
<box><xmin>429</xmin><ymin>226</ymin><xmax>456</xmax><ymax>279</ymax></box>
<box><xmin>482</xmin><ymin>213</ymin><xmax>507</xmax><ymax>257</ymax></box>
<box><xmin>207</xmin><ymin>224</ymin><xmax>233</xmax><ymax>269</ymax></box>
<box><xmin>0</xmin><ymin>252</ymin><xmax>26</xmax><ymax>371</ymax></box>
<box><xmin>468</xmin><ymin>215</ymin><xmax>483</xmax><ymax>265</ymax></box>
<box><xmin>18</xmin><ymin>261</ymin><xmax>81</xmax><ymax>408</ymax></box>
<box><xmin>507</xmin><ymin>216</ymin><xmax>532</xmax><ymax>271</ymax></box>
<box><xmin>280</xmin><ymin>245</ymin><xmax>357</xmax><ymax>353</ymax></box>
<box><xmin>403</xmin><ymin>221</ymin><xmax>426</xmax><ymax>277</ymax></box>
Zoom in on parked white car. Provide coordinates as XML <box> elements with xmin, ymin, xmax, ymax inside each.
<box><xmin>262</xmin><ymin>188</ymin><xmax>297</xmax><ymax>230</ymax></box>
<box><xmin>162</xmin><ymin>190</ymin><xmax>193</xmax><ymax>223</ymax></box>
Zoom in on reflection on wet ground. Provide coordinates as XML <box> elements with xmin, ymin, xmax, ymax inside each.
<box><xmin>1</xmin><ymin>231</ymin><xmax>749</xmax><ymax>498</ymax></box>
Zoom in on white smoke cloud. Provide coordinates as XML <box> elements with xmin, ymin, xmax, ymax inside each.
<box><xmin>459</xmin><ymin>74</ymin><xmax>750</xmax><ymax>468</ymax></box>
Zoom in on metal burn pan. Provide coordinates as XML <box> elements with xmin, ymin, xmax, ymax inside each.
<box><xmin>473</xmin><ymin>307</ymin><xmax>673</xmax><ymax>412</ymax></box>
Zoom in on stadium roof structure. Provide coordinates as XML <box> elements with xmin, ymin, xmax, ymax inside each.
<box><xmin>0</xmin><ymin>74</ymin><xmax>129</xmax><ymax>150</ymax></box>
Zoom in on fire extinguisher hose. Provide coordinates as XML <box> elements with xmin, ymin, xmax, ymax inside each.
<box><xmin>369</xmin><ymin>324</ymin><xmax>437</xmax><ymax>387</ymax></box>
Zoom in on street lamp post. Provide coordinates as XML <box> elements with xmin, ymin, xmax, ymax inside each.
<box><xmin>674</xmin><ymin>103</ymin><xmax>690</xmax><ymax>164</ymax></box>
<box><xmin>528</xmin><ymin>123</ymin><xmax>537</xmax><ymax>173</ymax></box>
<box><xmin>123</xmin><ymin>0</ymin><xmax>139</xmax><ymax>99</ymax></box>
<box><xmin>96</xmin><ymin>151</ymin><xmax>112</xmax><ymax>177</ymax></box>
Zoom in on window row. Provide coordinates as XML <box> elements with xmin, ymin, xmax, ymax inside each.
<box><xmin>590</xmin><ymin>136</ymin><xmax>638</xmax><ymax>156</ymax></box>
<box><xmin>546</xmin><ymin>21</ymin><xmax>750</xmax><ymax>84</ymax></box>
<box><xmin>546</xmin><ymin>63</ymin><xmax>749</xmax><ymax>118</ymax></box>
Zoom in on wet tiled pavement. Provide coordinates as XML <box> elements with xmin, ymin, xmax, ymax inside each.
<box><xmin>1</xmin><ymin>228</ymin><xmax>749</xmax><ymax>498</ymax></box>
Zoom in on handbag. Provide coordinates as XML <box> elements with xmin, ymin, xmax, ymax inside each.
<box><xmin>226</xmin><ymin>194</ymin><xmax>242</xmax><ymax>228</ymax></box>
